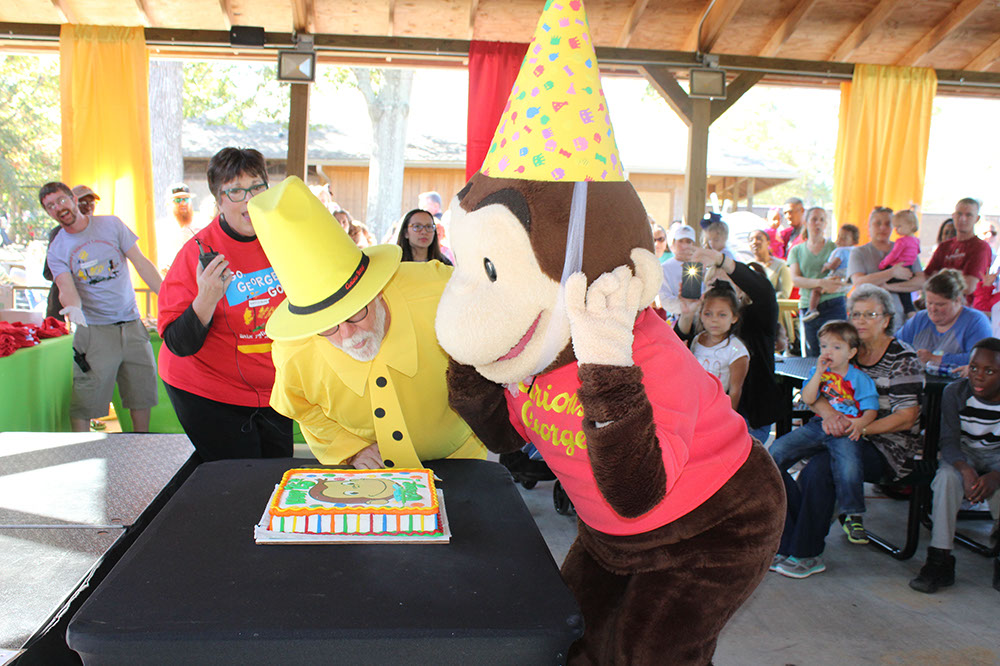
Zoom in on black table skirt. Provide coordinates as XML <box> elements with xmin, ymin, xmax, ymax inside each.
<box><xmin>67</xmin><ymin>458</ymin><xmax>583</xmax><ymax>665</ymax></box>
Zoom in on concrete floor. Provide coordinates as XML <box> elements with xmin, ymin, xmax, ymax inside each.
<box><xmin>514</xmin><ymin>479</ymin><xmax>1000</xmax><ymax>666</ymax></box>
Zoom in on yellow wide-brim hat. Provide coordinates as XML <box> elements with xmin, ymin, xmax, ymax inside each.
<box><xmin>249</xmin><ymin>176</ymin><xmax>402</xmax><ymax>341</ymax></box>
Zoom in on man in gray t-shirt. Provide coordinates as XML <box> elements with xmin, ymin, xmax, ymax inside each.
<box><xmin>41</xmin><ymin>181</ymin><xmax>162</xmax><ymax>433</ymax></box>
<box><xmin>847</xmin><ymin>208</ymin><xmax>924</xmax><ymax>328</ymax></box>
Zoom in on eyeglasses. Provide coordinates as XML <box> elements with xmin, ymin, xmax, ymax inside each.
<box><xmin>409</xmin><ymin>224</ymin><xmax>435</xmax><ymax>233</ymax></box>
<box><xmin>220</xmin><ymin>182</ymin><xmax>268</xmax><ymax>203</ymax></box>
<box><xmin>849</xmin><ymin>311</ymin><xmax>885</xmax><ymax>321</ymax></box>
<box><xmin>653</xmin><ymin>235</ymin><xmax>667</xmax><ymax>242</ymax></box>
<box><xmin>328</xmin><ymin>305</ymin><xmax>369</xmax><ymax>335</ymax></box>
<box><xmin>43</xmin><ymin>196</ymin><xmax>72</xmax><ymax>211</ymax></box>
<box><xmin>172</xmin><ymin>196</ymin><xmax>190</xmax><ymax>205</ymax></box>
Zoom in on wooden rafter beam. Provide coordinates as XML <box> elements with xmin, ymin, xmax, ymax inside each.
<box><xmin>49</xmin><ymin>0</ymin><xmax>74</xmax><ymax>24</ymax></box>
<box><xmin>218</xmin><ymin>0</ymin><xmax>235</xmax><ymax>30</ymax></box>
<box><xmin>830</xmin><ymin>0</ymin><xmax>904</xmax><ymax>62</ymax></box>
<box><xmin>643</xmin><ymin>65</ymin><xmax>692</xmax><ymax>125</ymax></box>
<box><xmin>291</xmin><ymin>0</ymin><xmax>315</xmax><ymax>34</ymax></box>
<box><xmin>710</xmin><ymin>71</ymin><xmax>764</xmax><ymax>123</ymax></box>
<box><xmin>133</xmin><ymin>0</ymin><xmax>154</xmax><ymax>27</ymax></box>
<box><xmin>469</xmin><ymin>0</ymin><xmax>479</xmax><ymax>39</ymax></box>
<box><xmin>684</xmin><ymin>0</ymin><xmax>745</xmax><ymax>53</ymax></box>
<box><xmin>758</xmin><ymin>0</ymin><xmax>819</xmax><ymax>57</ymax></box>
<box><xmin>897</xmin><ymin>0</ymin><xmax>986</xmax><ymax>67</ymax></box>
<box><xmin>965</xmin><ymin>34</ymin><xmax>1000</xmax><ymax>71</ymax></box>
<box><xmin>616</xmin><ymin>0</ymin><xmax>650</xmax><ymax>48</ymax></box>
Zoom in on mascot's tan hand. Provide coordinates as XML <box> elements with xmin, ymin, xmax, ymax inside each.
<box><xmin>566</xmin><ymin>264</ymin><xmax>644</xmax><ymax>367</ymax></box>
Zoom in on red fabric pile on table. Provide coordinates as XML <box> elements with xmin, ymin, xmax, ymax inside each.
<box><xmin>0</xmin><ymin>317</ymin><xmax>69</xmax><ymax>358</ymax></box>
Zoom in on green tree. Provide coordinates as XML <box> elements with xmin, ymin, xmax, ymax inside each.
<box><xmin>182</xmin><ymin>61</ymin><xmax>290</xmax><ymax>128</ymax></box>
<box><xmin>0</xmin><ymin>55</ymin><xmax>60</xmax><ymax>242</ymax></box>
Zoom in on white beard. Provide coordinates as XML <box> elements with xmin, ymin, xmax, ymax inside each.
<box><xmin>329</xmin><ymin>299</ymin><xmax>387</xmax><ymax>362</ymax></box>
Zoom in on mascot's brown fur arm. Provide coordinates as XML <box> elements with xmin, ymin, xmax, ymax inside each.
<box><xmin>577</xmin><ymin>363</ymin><xmax>666</xmax><ymax>519</ymax></box>
<box><xmin>447</xmin><ymin>358</ymin><xmax>525</xmax><ymax>455</ymax></box>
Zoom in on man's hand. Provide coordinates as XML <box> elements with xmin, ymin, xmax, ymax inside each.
<box><xmin>969</xmin><ymin>470</ymin><xmax>1000</xmax><ymax>504</ymax></box>
<box><xmin>565</xmin><ymin>264</ymin><xmax>644</xmax><ymax>367</ymax></box>
<box><xmin>59</xmin><ymin>305</ymin><xmax>87</xmax><ymax>327</ymax></box>
<box><xmin>349</xmin><ymin>442</ymin><xmax>385</xmax><ymax>469</ymax></box>
<box><xmin>890</xmin><ymin>264</ymin><xmax>914</xmax><ymax>281</ymax></box>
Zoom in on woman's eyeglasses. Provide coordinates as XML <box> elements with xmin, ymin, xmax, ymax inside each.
<box><xmin>848</xmin><ymin>311</ymin><xmax>885</xmax><ymax>320</ymax></box>
<box><xmin>653</xmin><ymin>235</ymin><xmax>667</xmax><ymax>243</ymax></box>
<box><xmin>220</xmin><ymin>182</ymin><xmax>268</xmax><ymax>203</ymax></box>
<box><xmin>409</xmin><ymin>224</ymin><xmax>435</xmax><ymax>233</ymax></box>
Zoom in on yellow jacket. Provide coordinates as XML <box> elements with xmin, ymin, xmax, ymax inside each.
<box><xmin>270</xmin><ymin>261</ymin><xmax>486</xmax><ymax>467</ymax></box>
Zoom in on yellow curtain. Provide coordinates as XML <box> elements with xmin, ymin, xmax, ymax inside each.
<box><xmin>60</xmin><ymin>25</ymin><xmax>157</xmax><ymax>316</ymax></box>
<box><xmin>833</xmin><ymin>64</ymin><xmax>937</xmax><ymax>245</ymax></box>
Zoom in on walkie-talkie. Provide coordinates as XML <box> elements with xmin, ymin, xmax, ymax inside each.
<box><xmin>195</xmin><ymin>239</ymin><xmax>219</xmax><ymax>270</ymax></box>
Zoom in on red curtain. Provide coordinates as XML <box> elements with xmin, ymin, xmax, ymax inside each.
<box><xmin>466</xmin><ymin>41</ymin><xmax>529</xmax><ymax>180</ymax></box>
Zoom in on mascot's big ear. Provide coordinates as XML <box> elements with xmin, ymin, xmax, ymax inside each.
<box><xmin>630</xmin><ymin>247</ymin><xmax>663</xmax><ymax>310</ymax></box>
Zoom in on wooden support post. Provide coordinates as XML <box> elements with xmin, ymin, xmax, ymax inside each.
<box><xmin>685</xmin><ymin>98</ymin><xmax>710</xmax><ymax>230</ymax></box>
<box><xmin>287</xmin><ymin>82</ymin><xmax>310</xmax><ymax>180</ymax></box>
<box><xmin>747</xmin><ymin>177</ymin><xmax>755</xmax><ymax>210</ymax></box>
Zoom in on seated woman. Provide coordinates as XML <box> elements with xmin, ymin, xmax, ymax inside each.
<box><xmin>675</xmin><ymin>247</ymin><xmax>780</xmax><ymax>444</ymax></box>
<box><xmin>157</xmin><ymin>147</ymin><xmax>293</xmax><ymax>462</ymax></box>
<box><xmin>898</xmin><ymin>268</ymin><xmax>992</xmax><ymax>369</ymax></box>
<box><xmin>772</xmin><ymin>284</ymin><xmax>924</xmax><ymax>578</ymax></box>
<box><xmin>396</xmin><ymin>209</ymin><xmax>453</xmax><ymax>265</ymax></box>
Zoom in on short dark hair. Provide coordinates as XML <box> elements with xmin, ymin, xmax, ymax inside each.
<box><xmin>937</xmin><ymin>218</ymin><xmax>956</xmax><ymax>244</ymax></box>
<box><xmin>839</xmin><ymin>224</ymin><xmax>860</xmax><ymax>245</ymax></box>
<box><xmin>39</xmin><ymin>181</ymin><xmax>73</xmax><ymax>206</ymax></box>
<box><xmin>206</xmin><ymin>147</ymin><xmax>268</xmax><ymax>199</ymax></box>
<box><xmin>957</xmin><ymin>197</ymin><xmax>981</xmax><ymax>213</ymax></box>
<box><xmin>973</xmin><ymin>337</ymin><xmax>1000</xmax><ymax>354</ymax></box>
<box><xmin>818</xmin><ymin>320</ymin><xmax>860</xmax><ymax>351</ymax></box>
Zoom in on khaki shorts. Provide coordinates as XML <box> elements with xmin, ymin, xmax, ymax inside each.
<box><xmin>71</xmin><ymin>320</ymin><xmax>158</xmax><ymax>420</ymax></box>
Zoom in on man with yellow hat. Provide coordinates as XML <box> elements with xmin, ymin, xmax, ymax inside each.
<box><xmin>249</xmin><ymin>176</ymin><xmax>486</xmax><ymax>469</ymax></box>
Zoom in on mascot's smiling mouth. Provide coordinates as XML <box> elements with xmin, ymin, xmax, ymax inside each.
<box><xmin>495</xmin><ymin>312</ymin><xmax>542</xmax><ymax>362</ymax></box>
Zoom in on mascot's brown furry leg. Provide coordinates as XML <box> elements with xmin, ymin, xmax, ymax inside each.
<box><xmin>563</xmin><ymin>443</ymin><xmax>785</xmax><ymax>665</ymax></box>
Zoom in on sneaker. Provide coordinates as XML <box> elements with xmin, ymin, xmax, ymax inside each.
<box><xmin>909</xmin><ymin>547</ymin><xmax>956</xmax><ymax>594</ymax></box>
<box><xmin>769</xmin><ymin>554</ymin><xmax>788</xmax><ymax>572</ymax></box>
<box><xmin>842</xmin><ymin>515</ymin><xmax>869</xmax><ymax>544</ymax></box>
<box><xmin>801</xmin><ymin>309</ymin><xmax>820</xmax><ymax>322</ymax></box>
<box><xmin>90</xmin><ymin>419</ymin><xmax>106</xmax><ymax>431</ymax></box>
<box><xmin>776</xmin><ymin>556</ymin><xmax>826</xmax><ymax>579</ymax></box>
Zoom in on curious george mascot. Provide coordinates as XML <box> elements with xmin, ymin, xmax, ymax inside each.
<box><xmin>435</xmin><ymin>2</ymin><xmax>784</xmax><ymax>663</ymax></box>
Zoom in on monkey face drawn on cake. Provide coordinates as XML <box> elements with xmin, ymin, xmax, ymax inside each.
<box><xmin>308</xmin><ymin>478</ymin><xmax>397</xmax><ymax>505</ymax></box>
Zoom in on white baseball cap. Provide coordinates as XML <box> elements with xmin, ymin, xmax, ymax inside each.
<box><xmin>670</xmin><ymin>224</ymin><xmax>696</xmax><ymax>243</ymax></box>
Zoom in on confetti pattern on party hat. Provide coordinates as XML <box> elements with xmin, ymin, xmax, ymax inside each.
<box><xmin>480</xmin><ymin>0</ymin><xmax>624</xmax><ymax>183</ymax></box>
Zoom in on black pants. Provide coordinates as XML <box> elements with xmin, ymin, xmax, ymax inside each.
<box><xmin>164</xmin><ymin>382</ymin><xmax>294</xmax><ymax>462</ymax></box>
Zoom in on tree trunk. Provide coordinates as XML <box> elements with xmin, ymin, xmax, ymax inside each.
<box><xmin>353</xmin><ymin>68</ymin><xmax>413</xmax><ymax>242</ymax></box>
<box><xmin>148</xmin><ymin>61</ymin><xmax>184</xmax><ymax>228</ymax></box>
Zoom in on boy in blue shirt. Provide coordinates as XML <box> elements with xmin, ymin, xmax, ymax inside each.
<box><xmin>769</xmin><ymin>320</ymin><xmax>879</xmax><ymax>549</ymax></box>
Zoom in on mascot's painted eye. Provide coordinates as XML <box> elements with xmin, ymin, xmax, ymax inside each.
<box><xmin>483</xmin><ymin>257</ymin><xmax>498</xmax><ymax>282</ymax></box>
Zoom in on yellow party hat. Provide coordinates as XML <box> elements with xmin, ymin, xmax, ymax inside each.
<box><xmin>480</xmin><ymin>0</ymin><xmax>624</xmax><ymax>182</ymax></box>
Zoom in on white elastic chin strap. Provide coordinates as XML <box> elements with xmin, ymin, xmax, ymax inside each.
<box><xmin>528</xmin><ymin>180</ymin><xmax>587</xmax><ymax>377</ymax></box>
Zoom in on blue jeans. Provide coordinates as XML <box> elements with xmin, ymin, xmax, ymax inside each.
<box><xmin>746</xmin><ymin>421</ymin><xmax>772</xmax><ymax>446</ymax></box>
<box><xmin>777</xmin><ymin>443</ymin><xmax>889</xmax><ymax>558</ymax></box>
<box><xmin>801</xmin><ymin>296</ymin><xmax>846</xmax><ymax>357</ymax></box>
<box><xmin>767</xmin><ymin>416</ymin><xmax>866</xmax><ymax>516</ymax></box>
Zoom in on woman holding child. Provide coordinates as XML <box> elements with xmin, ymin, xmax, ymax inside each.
<box><xmin>788</xmin><ymin>207</ymin><xmax>847</xmax><ymax>356</ymax></box>
<box><xmin>770</xmin><ymin>284</ymin><xmax>925</xmax><ymax>578</ymax></box>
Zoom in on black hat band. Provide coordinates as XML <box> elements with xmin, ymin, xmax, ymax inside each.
<box><xmin>287</xmin><ymin>253</ymin><xmax>370</xmax><ymax>315</ymax></box>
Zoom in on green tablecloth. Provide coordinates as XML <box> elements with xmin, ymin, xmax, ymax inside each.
<box><xmin>0</xmin><ymin>335</ymin><xmax>73</xmax><ymax>432</ymax></box>
<box><xmin>113</xmin><ymin>330</ymin><xmax>304</xmax><ymax>442</ymax></box>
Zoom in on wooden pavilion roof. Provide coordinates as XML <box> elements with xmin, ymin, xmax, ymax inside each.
<box><xmin>3</xmin><ymin>0</ymin><xmax>1000</xmax><ymax>96</ymax></box>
